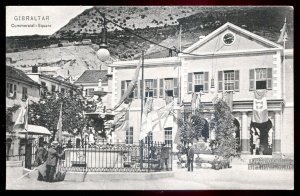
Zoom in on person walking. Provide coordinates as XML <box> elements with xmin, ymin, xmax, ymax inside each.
<box><xmin>160</xmin><ymin>143</ymin><xmax>170</xmax><ymax>171</ymax></box>
<box><xmin>35</xmin><ymin>141</ymin><xmax>48</xmax><ymax>181</ymax></box>
<box><xmin>187</xmin><ymin>143</ymin><xmax>195</xmax><ymax>172</ymax></box>
<box><xmin>45</xmin><ymin>141</ymin><xmax>65</xmax><ymax>182</ymax></box>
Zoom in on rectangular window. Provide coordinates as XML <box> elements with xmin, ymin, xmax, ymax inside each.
<box><xmin>250</xmin><ymin>68</ymin><xmax>272</xmax><ymax>90</ymax></box>
<box><xmin>164</xmin><ymin>128</ymin><xmax>172</xmax><ymax>147</ymax></box>
<box><xmin>165</xmin><ymin>79</ymin><xmax>174</xmax><ymax>97</ymax></box>
<box><xmin>224</xmin><ymin>71</ymin><xmax>235</xmax><ymax>91</ymax></box>
<box><xmin>51</xmin><ymin>85</ymin><xmax>56</xmax><ymax>92</ymax></box>
<box><xmin>22</xmin><ymin>87</ymin><xmax>28</xmax><ymax>100</ymax></box>
<box><xmin>219</xmin><ymin>70</ymin><xmax>239</xmax><ymax>92</ymax></box>
<box><xmin>86</xmin><ymin>88</ymin><xmax>94</xmax><ymax>97</ymax></box>
<box><xmin>194</xmin><ymin>72</ymin><xmax>204</xmax><ymax>92</ymax></box>
<box><xmin>6</xmin><ymin>83</ymin><xmax>17</xmax><ymax>98</ymax></box>
<box><xmin>145</xmin><ymin>79</ymin><xmax>154</xmax><ymax>98</ymax></box>
<box><xmin>126</xmin><ymin>126</ymin><xmax>133</xmax><ymax>144</ymax></box>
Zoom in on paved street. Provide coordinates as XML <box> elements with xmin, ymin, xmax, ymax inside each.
<box><xmin>6</xmin><ymin>164</ymin><xmax>294</xmax><ymax>190</ymax></box>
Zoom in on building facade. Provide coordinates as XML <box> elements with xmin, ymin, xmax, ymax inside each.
<box><xmin>109</xmin><ymin>22</ymin><xmax>293</xmax><ymax>157</ymax></box>
<box><xmin>6</xmin><ymin>66</ymin><xmax>41</xmax><ymax>160</ymax></box>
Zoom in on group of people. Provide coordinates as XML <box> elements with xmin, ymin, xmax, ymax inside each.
<box><xmin>35</xmin><ymin>140</ymin><xmax>66</xmax><ymax>182</ymax></box>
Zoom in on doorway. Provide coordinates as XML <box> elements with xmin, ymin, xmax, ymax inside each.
<box><xmin>250</xmin><ymin>119</ymin><xmax>273</xmax><ymax>155</ymax></box>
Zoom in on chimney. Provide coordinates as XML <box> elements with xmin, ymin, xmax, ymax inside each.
<box><xmin>32</xmin><ymin>65</ymin><xmax>38</xmax><ymax>73</ymax></box>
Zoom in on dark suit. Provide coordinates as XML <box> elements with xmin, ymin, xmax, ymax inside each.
<box><xmin>187</xmin><ymin>146</ymin><xmax>195</xmax><ymax>172</ymax></box>
<box><xmin>45</xmin><ymin>147</ymin><xmax>64</xmax><ymax>182</ymax></box>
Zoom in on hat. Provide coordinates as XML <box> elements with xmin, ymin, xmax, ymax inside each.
<box><xmin>51</xmin><ymin>141</ymin><xmax>59</xmax><ymax>147</ymax></box>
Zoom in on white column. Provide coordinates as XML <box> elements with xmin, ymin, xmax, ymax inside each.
<box><xmin>241</xmin><ymin>112</ymin><xmax>250</xmax><ymax>154</ymax></box>
<box><xmin>274</xmin><ymin>111</ymin><xmax>281</xmax><ymax>153</ymax></box>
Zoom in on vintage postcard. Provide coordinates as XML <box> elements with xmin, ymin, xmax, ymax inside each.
<box><xmin>5</xmin><ymin>5</ymin><xmax>294</xmax><ymax>190</ymax></box>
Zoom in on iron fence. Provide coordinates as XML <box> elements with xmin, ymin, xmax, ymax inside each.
<box><xmin>26</xmin><ymin>140</ymin><xmax>173</xmax><ymax>172</ymax></box>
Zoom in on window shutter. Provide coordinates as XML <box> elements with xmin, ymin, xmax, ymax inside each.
<box><xmin>249</xmin><ymin>69</ymin><xmax>255</xmax><ymax>91</ymax></box>
<box><xmin>6</xmin><ymin>83</ymin><xmax>9</xmax><ymax>97</ymax></box>
<box><xmin>14</xmin><ymin>84</ymin><xmax>17</xmax><ymax>98</ymax></box>
<box><xmin>234</xmin><ymin>70</ymin><xmax>240</xmax><ymax>92</ymax></box>
<box><xmin>159</xmin><ymin>79</ymin><xmax>164</xmax><ymax>98</ymax></box>
<box><xmin>173</xmin><ymin>78</ymin><xmax>178</xmax><ymax>97</ymax></box>
<box><xmin>188</xmin><ymin>73</ymin><xmax>193</xmax><ymax>93</ymax></box>
<box><xmin>204</xmin><ymin>72</ymin><xmax>209</xmax><ymax>93</ymax></box>
<box><xmin>153</xmin><ymin>79</ymin><xmax>157</xmax><ymax>98</ymax></box>
<box><xmin>218</xmin><ymin>71</ymin><xmax>223</xmax><ymax>92</ymax></box>
<box><xmin>140</xmin><ymin>80</ymin><xmax>143</xmax><ymax>99</ymax></box>
<box><xmin>121</xmin><ymin>81</ymin><xmax>125</xmax><ymax>96</ymax></box>
<box><xmin>267</xmin><ymin>68</ymin><xmax>272</xmax><ymax>90</ymax></box>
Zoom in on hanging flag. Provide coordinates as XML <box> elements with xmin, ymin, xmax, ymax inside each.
<box><xmin>13</xmin><ymin>98</ymin><xmax>29</xmax><ymax>132</ymax></box>
<box><xmin>224</xmin><ymin>91</ymin><xmax>233</xmax><ymax>111</ymax></box>
<box><xmin>151</xmin><ymin>100</ymin><xmax>175</xmax><ymax>132</ymax></box>
<box><xmin>277</xmin><ymin>18</ymin><xmax>288</xmax><ymax>43</ymax></box>
<box><xmin>56</xmin><ymin>103</ymin><xmax>63</xmax><ymax>143</ymax></box>
<box><xmin>252</xmin><ymin>90</ymin><xmax>268</xmax><ymax>123</ymax></box>
<box><xmin>139</xmin><ymin>97</ymin><xmax>154</xmax><ymax>140</ymax></box>
<box><xmin>113</xmin><ymin>59</ymin><xmax>141</xmax><ymax>111</ymax></box>
<box><xmin>191</xmin><ymin>92</ymin><xmax>197</xmax><ymax>113</ymax></box>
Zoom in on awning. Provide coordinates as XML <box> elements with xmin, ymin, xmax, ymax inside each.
<box><xmin>18</xmin><ymin>124</ymin><xmax>51</xmax><ymax>135</ymax></box>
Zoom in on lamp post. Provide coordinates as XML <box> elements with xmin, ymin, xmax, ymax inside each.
<box><xmin>96</xmin><ymin>13</ymin><xmax>110</xmax><ymax>62</ymax></box>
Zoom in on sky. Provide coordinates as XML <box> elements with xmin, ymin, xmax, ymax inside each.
<box><xmin>6</xmin><ymin>6</ymin><xmax>93</xmax><ymax>36</ymax></box>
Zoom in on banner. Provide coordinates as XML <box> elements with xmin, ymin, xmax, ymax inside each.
<box><xmin>13</xmin><ymin>98</ymin><xmax>29</xmax><ymax>132</ymax></box>
<box><xmin>139</xmin><ymin>97</ymin><xmax>154</xmax><ymax>140</ymax></box>
<box><xmin>224</xmin><ymin>91</ymin><xmax>233</xmax><ymax>111</ymax></box>
<box><xmin>252</xmin><ymin>90</ymin><xmax>268</xmax><ymax>123</ymax></box>
<box><xmin>56</xmin><ymin>103</ymin><xmax>63</xmax><ymax>143</ymax></box>
<box><xmin>277</xmin><ymin>18</ymin><xmax>288</xmax><ymax>43</ymax></box>
<box><xmin>113</xmin><ymin>59</ymin><xmax>141</xmax><ymax>111</ymax></box>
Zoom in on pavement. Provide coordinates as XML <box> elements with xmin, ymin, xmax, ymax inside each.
<box><xmin>6</xmin><ymin>164</ymin><xmax>294</xmax><ymax>190</ymax></box>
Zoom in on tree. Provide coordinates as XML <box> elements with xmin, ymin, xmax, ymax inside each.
<box><xmin>6</xmin><ymin>104</ymin><xmax>21</xmax><ymax>132</ymax></box>
<box><xmin>28</xmin><ymin>89</ymin><xmax>102</xmax><ymax>143</ymax></box>
<box><xmin>176</xmin><ymin>103</ymin><xmax>208</xmax><ymax>147</ymax></box>
<box><xmin>209</xmin><ymin>99</ymin><xmax>239</xmax><ymax>159</ymax></box>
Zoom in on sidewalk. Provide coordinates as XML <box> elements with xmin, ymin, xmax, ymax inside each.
<box><xmin>6</xmin><ymin>164</ymin><xmax>294</xmax><ymax>190</ymax></box>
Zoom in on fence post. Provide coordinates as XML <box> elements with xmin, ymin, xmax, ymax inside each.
<box><xmin>84</xmin><ymin>136</ymin><xmax>87</xmax><ymax>172</ymax></box>
<box><xmin>171</xmin><ymin>141</ymin><xmax>173</xmax><ymax>171</ymax></box>
<box><xmin>140</xmin><ymin>140</ymin><xmax>143</xmax><ymax>170</ymax></box>
<box><xmin>25</xmin><ymin>139</ymin><xmax>32</xmax><ymax>169</ymax></box>
<box><xmin>147</xmin><ymin>139</ymin><xmax>150</xmax><ymax>172</ymax></box>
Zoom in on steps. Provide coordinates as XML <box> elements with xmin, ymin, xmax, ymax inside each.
<box><xmin>6</xmin><ymin>161</ymin><xmax>23</xmax><ymax>167</ymax></box>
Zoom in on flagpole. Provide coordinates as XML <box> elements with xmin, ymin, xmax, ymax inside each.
<box><xmin>283</xmin><ymin>19</ymin><xmax>286</xmax><ymax>100</ymax></box>
<box><xmin>140</xmin><ymin>50</ymin><xmax>144</xmax><ymax>137</ymax></box>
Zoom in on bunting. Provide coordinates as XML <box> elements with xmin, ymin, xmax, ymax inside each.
<box><xmin>139</xmin><ymin>97</ymin><xmax>154</xmax><ymax>140</ymax></box>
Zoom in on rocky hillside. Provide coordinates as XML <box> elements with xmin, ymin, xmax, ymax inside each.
<box><xmin>6</xmin><ymin>6</ymin><xmax>293</xmax><ymax>78</ymax></box>
<box><xmin>53</xmin><ymin>6</ymin><xmax>293</xmax><ymax>59</ymax></box>
<box><xmin>6</xmin><ymin>45</ymin><xmax>107</xmax><ymax>79</ymax></box>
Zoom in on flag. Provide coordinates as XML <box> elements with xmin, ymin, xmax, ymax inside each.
<box><xmin>191</xmin><ymin>92</ymin><xmax>197</xmax><ymax>113</ymax></box>
<box><xmin>252</xmin><ymin>90</ymin><xmax>268</xmax><ymax>123</ymax></box>
<box><xmin>224</xmin><ymin>91</ymin><xmax>233</xmax><ymax>111</ymax></box>
<box><xmin>113</xmin><ymin>59</ymin><xmax>141</xmax><ymax>110</ymax></box>
<box><xmin>13</xmin><ymin>98</ymin><xmax>29</xmax><ymax>132</ymax></box>
<box><xmin>151</xmin><ymin>100</ymin><xmax>174</xmax><ymax>132</ymax></box>
<box><xmin>139</xmin><ymin>97</ymin><xmax>154</xmax><ymax>140</ymax></box>
<box><xmin>277</xmin><ymin>18</ymin><xmax>288</xmax><ymax>43</ymax></box>
<box><xmin>56</xmin><ymin>103</ymin><xmax>63</xmax><ymax>143</ymax></box>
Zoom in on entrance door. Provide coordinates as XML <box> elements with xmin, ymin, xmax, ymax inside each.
<box><xmin>250</xmin><ymin>119</ymin><xmax>273</xmax><ymax>155</ymax></box>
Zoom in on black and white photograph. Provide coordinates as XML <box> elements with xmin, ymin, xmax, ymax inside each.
<box><xmin>5</xmin><ymin>5</ymin><xmax>294</xmax><ymax>190</ymax></box>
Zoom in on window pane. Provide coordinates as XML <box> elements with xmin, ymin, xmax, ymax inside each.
<box><xmin>224</xmin><ymin>71</ymin><xmax>234</xmax><ymax>91</ymax></box>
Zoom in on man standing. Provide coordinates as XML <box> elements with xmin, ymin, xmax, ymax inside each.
<box><xmin>187</xmin><ymin>143</ymin><xmax>195</xmax><ymax>172</ymax></box>
<box><xmin>45</xmin><ymin>141</ymin><xmax>65</xmax><ymax>182</ymax></box>
<box><xmin>35</xmin><ymin>141</ymin><xmax>48</xmax><ymax>181</ymax></box>
<box><xmin>160</xmin><ymin>143</ymin><xmax>170</xmax><ymax>171</ymax></box>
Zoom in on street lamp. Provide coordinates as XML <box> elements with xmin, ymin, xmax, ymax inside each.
<box><xmin>96</xmin><ymin>13</ymin><xmax>110</xmax><ymax>62</ymax></box>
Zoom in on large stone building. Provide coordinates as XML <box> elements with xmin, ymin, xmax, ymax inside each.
<box><xmin>109</xmin><ymin>22</ymin><xmax>293</xmax><ymax>157</ymax></box>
